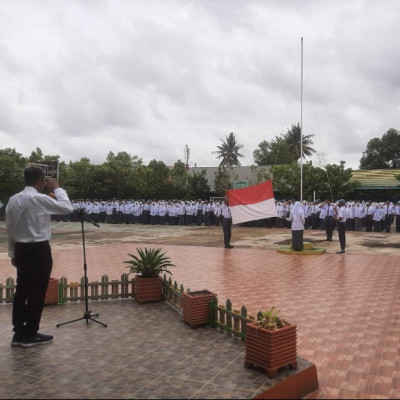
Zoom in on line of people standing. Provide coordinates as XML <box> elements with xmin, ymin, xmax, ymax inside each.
<box><xmin>59</xmin><ymin>199</ymin><xmax>225</xmax><ymax>227</ymax></box>
<box><xmin>277</xmin><ymin>199</ymin><xmax>400</xmax><ymax>233</ymax></box>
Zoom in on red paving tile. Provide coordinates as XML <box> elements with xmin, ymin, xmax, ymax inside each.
<box><xmin>1</xmin><ymin>239</ymin><xmax>400</xmax><ymax>398</ymax></box>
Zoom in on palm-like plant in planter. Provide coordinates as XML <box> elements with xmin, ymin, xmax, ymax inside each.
<box><xmin>245</xmin><ymin>307</ymin><xmax>297</xmax><ymax>378</ymax></box>
<box><xmin>124</xmin><ymin>247</ymin><xmax>175</xmax><ymax>303</ymax></box>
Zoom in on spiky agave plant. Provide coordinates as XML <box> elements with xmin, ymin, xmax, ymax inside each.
<box><xmin>124</xmin><ymin>247</ymin><xmax>175</xmax><ymax>278</ymax></box>
<box><xmin>256</xmin><ymin>307</ymin><xmax>290</xmax><ymax>330</ymax></box>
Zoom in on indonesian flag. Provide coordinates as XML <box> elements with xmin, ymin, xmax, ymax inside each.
<box><xmin>227</xmin><ymin>180</ymin><xmax>278</xmax><ymax>224</ymax></box>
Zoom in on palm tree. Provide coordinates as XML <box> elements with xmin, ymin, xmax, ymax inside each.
<box><xmin>284</xmin><ymin>123</ymin><xmax>316</xmax><ymax>161</ymax></box>
<box><xmin>212</xmin><ymin>132</ymin><xmax>244</xmax><ymax>167</ymax></box>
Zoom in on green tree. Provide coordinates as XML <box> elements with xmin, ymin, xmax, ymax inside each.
<box><xmin>323</xmin><ymin>162</ymin><xmax>361</xmax><ymax>200</ymax></box>
<box><xmin>213</xmin><ymin>132</ymin><xmax>244</xmax><ymax>167</ymax></box>
<box><xmin>100</xmin><ymin>151</ymin><xmax>143</xmax><ymax>199</ymax></box>
<box><xmin>283</xmin><ymin>123</ymin><xmax>316</xmax><ymax>161</ymax></box>
<box><xmin>359</xmin><ymin>129</ymin><xmax>400</xmax><ymax>169</ymax></box>
<box><xmin>169</xmin><ymin>160</ymin><xmax>189</xmax><ymax>199</ymax></box>
<box><xmin>144</xmin><ymin>160</ymin><xmax>171</xmax><ymax>199</ymax></box>
<box><xmin>28</xmin><ymin>147</ymin><xmax>60</xmax><ymax>163</ymax></box>
<box><xmin>0</xmin><ymin>148</ymin><xmax>27</xmax><ymax>204</ymax></box>
<box><xmin>253</xmin><ymin>137</ymin><xmax>293</xmax><ymax>166</ymax></box>
<box><xmin>213</xmin><ymin>166</ymin><xmax>231</xmax><ymax>196</ymax></box>
<box><xmin>270</xmin><ymin>161</ymin><xmax>360</xmax><ymax>201</ymax></box>
<box><xmin>188</xmin><ymin>169</ymin><xmax>210</xmax><ymax>200</ymax></box>
<box><xmin>62</xmin><ymin>157</ymin><xmax>98</xmax><ymax>199</ymax></box>
<box><xmin>269</xmin><ymin>164</ymin><xmax>302</xmax><ymax>200</ymax></box>
<box><xmin>28</xmin><ymin>147</ymin><xmax>44</xmax><ymax>163</ymax></box>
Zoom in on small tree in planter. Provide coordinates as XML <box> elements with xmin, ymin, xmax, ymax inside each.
<box><xmin>245</xmin><ymin>307</ymin><xmax>297</xmax><ymax>378</ymax></box>
<box><xmin>124</xmin><ymin>247</ymin><xmax>175</xmax><ymax>304</ymax></box>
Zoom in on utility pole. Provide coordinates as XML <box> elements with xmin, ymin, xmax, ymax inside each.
<box><xmin>184</xmin><ymin>144</ymin><xmax>190</xmax><ymax>169</ymax></box>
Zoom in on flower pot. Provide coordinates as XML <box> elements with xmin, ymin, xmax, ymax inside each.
<box><xmin>44</xmin><ymin>278</ymin><xmax>59</xmax><ymax>306</ymax></box>
<box><xmin>134</xmin><ymin>276</ymin><xmax>163</xmax><ymax>303</ymax></box>
<box><xmin>182</xmin><ymin>290</ymin><xmax>215</xmax><ymax>328</ymax></box>
<box><xmin>245</xmin><ymin>322</ymin><xmax>297</xmax><ymax>378</ymax></box>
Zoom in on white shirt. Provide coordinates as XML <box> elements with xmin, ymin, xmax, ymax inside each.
<box><xmin>221</xmin><ymin>203</ymin><xmax>232</xmax><ymax>219</ymax></box>
<box><xmin>6</xmin><ymin>186</ymin><xmax>73</xmax><ymax>258</ymax></box>
<box><xmin>337</xmin><ymin>206</ymin><xmax>347</xmax><ymax>223</ymax></box>
<box><xmin>287</xmin><ymin>211</ymin><xmax>305</xmax><ymax>230</ymax></box>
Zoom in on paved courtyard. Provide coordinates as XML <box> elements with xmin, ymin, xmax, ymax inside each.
<box><xmin>1</xmin><ymin>222</ymin><xmax>400</xmax><ymax>398</ymax></box>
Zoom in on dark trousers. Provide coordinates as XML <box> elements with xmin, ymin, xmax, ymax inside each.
<box><xmin>325</xmin><ymin>216</ymin><xmax>334</xmax><ymax>240</ymax></box>
<box><xmin>222</xmin><ymin>217</ymin><xmax>232</xmax><ymax>247</ymax></box>
<box><xmin>337</xmin><ymin>222</ymin><xmax>346</xmax><ymax>251</ymax></box>
<box><xmin>365</xmin><ymin>216</ymin><xmax>373</xmax><ymax>231</ymax></box>
<box><xmin>384</xmin><ymin>215</ymin><xmax>393</xmax><ymax>232</ymax></box>
<box><xmin>291</xmin><ymin>230</ymin><xmax>303</xmax><ymax>251</ymax></box>
<box><xmin>13</xmin><ymin>241</ymin><xmax>53</xmax><ymax>337</ymax></box>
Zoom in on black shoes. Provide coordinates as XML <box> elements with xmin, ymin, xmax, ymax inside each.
<box><xmin>225</xmin><ymin>244</ymin><xmax>234</xmax><ymax>249</ymax></box>
<box><xmin>11</xmin><ymin>333</ymin><xmax>23</xmax><ymax>347</ymax></box>
<box><xmin>336</xmin><ymin>250</ymin><xmax>345</xmax><ymax>254</ymax></box>
<box><xmin>12</xmin><ymin>333</ymin><xmax>54</xmax><ymax>348</ymax></box>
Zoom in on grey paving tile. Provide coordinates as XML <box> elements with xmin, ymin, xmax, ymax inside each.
<box><xmin>0</xmin><ymin>298</ymin><xmax>310</xmax><ymax>399</ymax></box>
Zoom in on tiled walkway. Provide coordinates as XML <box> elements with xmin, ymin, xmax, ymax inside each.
<box><xmin>0</xmin><ymin>299</ymin><xmax>314</xmax><ymax>399</ymax></box>
<box><xmin>1</xmin><ymin>231</ymin><xmax>400</xmax><ymax>398</ymax></box>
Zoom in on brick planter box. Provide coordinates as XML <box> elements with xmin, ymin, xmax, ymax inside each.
<box><xmin>182</xmin><ymin>290</ymin><xmax>215</xmax><ymax>328</ymax></box>
<box><xmin>134</xmin><ymin>276</ymin><xmax>163</xmax><ymax>304</ymax></box>
<box><xmin>44</xmin><ymin>278</ymin><xmax>59</xmax><ymax>306</ymax></box>
<box><xmin>245</xmin><ymin>322</ymin><xmax>297</xmax><ymax>378</ymax></box>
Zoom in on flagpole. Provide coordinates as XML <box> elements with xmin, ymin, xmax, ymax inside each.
<box><xmin>300</xmin><ymin>37</ymin><xmax>303</xmax><ymax>203</ymax></box>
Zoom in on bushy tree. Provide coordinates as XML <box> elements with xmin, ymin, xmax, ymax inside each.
<box><xmin>169</xmin><ymin>160</ymin><xmax>189</xmax><ymax>199</ymax></box>
<box><xmin>213</xmin><ymin>167</ymin><xmax>231</xmax><ymax>196</ymax></box>
<box><xmin>144</xmin><ymin>160</ymin><xmax>171</xmax><ymax>199</ymax></box>
<box><xmin>360</xmin><ymin>129</ymin><xmax>400</xmax><ymax>169</ymax></box>
<box><xmin>270</xmin><ymin>161</ymin><xmax>360</xmax><ymax>201</ymax></box>
<box><xmin>62</xmin><ymin>157</ymin><xmax>98</xmax><ymax>199</ymax></box>
<box><xmin>0</xmin><ymin>148</ymin><xmax>27</xmax><ymax>203</ymax></box>
<box><xmin>253</xmin><ymin>137</ymin><xmax>293</xmax><ymax>166</ymax></box>
<box><xmin>100</xmin><ymin>151</ymin><xmax>143</xmax><ymax>199</ymax></box>
<box><xmin>188</xmin><ymin>169</ymin><xmax>210</xmax><ymax>200</ymax></box>
<box><xmin>253</xmin><ymin>123</ymin><xmax>315</xmax><ymax>166</ymax></box>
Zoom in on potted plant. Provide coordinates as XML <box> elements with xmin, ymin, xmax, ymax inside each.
<box><xmin>245</xmin><ymin>307</ymin><xmax>297</xmax><ymax>378</ymax></box>
<box><xmin>124</xmin><ymin>247</ymin><xmax>175</xmax><ymax>304</ymax></box>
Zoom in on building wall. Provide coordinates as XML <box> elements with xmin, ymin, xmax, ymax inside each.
<box><xmin>188</xmin><ymin>165</ymin><xmax>271</xmax><ymax>191</ymax></box>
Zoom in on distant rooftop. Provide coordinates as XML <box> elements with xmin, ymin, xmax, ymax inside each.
<box><xmin>350</xmin><ymin>169</ymin><xmax>400</xmax><ymax>189</ymax></box>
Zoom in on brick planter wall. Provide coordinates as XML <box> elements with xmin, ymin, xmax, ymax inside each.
<box><xmin>134</xmin><ymin>276</ymin><xmax>163</xmax><ymax>304</ymax></box>
<box><xmin>44</xmin><ymin>278</ymin><xmax>59</xmax><ymax>306</ymax></box>
<box><xmin>245</xmin><ymin>322</ymin><xmax>297</xmax><ymax>378</ymax></box>
<box><xmin>182</xmin><ymin>290</ymin><xmax>215</xmax><ymax>328</ymax></box>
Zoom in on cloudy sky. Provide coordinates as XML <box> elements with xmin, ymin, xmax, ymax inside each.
<box><xmin>1</xmin><ymin>0</ymin><xmax>399</xmax><ymax>170</ymax></box>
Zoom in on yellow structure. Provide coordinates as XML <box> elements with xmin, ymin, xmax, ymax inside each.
<box><xmin>277</xmin><ymin>241</ymin><xmax>326</xmax><ymax>255</ymax></box>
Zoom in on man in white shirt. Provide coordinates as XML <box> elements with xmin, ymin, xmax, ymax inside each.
<box><xmin>221</xmin><ymin>198</ymin><xmax>234</xmax><ymax>249</ymax></box>
<box><xmin>383</xmin><ymin>201</ymin><xmax>394</xmax><ymax>233</ymax></box>
<box><xmin>335</xmin><ymin>199</ymin><xmax>347</xmax><ymax>254</ymax></box>
<box><xmin>319</xmin><ymin>199</ymin><xmax>334</xmax><ymax>241</ymax></box>
<box><xmin>6</xmin><ymin>166</ymin><xmax>73</xmax><ymax>348</ymax></box>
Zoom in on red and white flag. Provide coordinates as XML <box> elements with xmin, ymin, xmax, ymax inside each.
<box><xmin>227</xmin><ymin>180</ymin><xmax>278</xmax><ymax>224</ymax></box>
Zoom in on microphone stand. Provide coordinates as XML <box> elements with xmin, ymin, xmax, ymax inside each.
<box><xmin>57</xmin><ymin>210</ymin><xmax>107</xmax><ymax>328</ymax></box>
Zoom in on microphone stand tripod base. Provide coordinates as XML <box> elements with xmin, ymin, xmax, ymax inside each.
<box><xmin>56</xmin><ymin>310</ymin><xmax>107</xmax><ymax>328</ymax></box>
<box><xmin>56</xmin><ymin>210</ymin><xmax>107</xmax><ymax>329</ymax></box>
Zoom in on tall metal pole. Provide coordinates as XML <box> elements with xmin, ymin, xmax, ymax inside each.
<box><xmin>300</xmin><ymin>37</ymin><xmax>303</xmax><ymax>202</ymax></box>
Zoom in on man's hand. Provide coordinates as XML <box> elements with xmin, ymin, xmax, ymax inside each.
<box><xmin>45</xmin><ymin>177</ymin><xmax>60</xmax><ymax>191</ymax></box>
